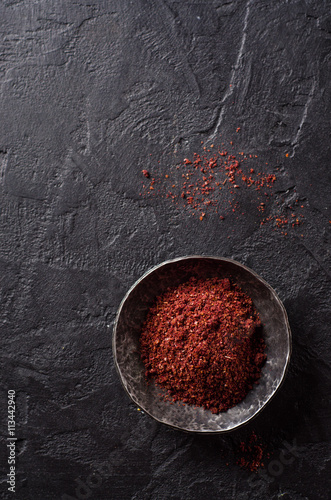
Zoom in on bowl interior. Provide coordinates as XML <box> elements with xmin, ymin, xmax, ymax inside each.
<box><xmin>113</xmin><ymin>256</ymin><xmax>291</xmax><ymax>432</ymax></box>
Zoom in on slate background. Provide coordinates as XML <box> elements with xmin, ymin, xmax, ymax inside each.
<box><xmin>0</xmin><ymin>1</ymin><xmax>330</xmax><ymax>499</ymax></box>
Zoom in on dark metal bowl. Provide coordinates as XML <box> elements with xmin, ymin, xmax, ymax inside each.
<box><xmin>113</xmin><ymin>256</ymin><xmax>291</xmax><ymax>433</ymax></box>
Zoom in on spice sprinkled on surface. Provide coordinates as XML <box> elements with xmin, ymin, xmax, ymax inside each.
<box><xmin>140</xmin><ymin>137</ymin><xmax>307</xmax><ymax>235</ymax></box>
<box><xmin>236</xmin><ymin>432</ymin><xmax>269</xmax><ymax>472</ymax></box>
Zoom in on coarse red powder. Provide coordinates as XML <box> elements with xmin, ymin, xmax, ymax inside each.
<box><xmin>139</xmin><ymin>136</ymin><xmax>307</xmax><ymax>235</ymax></box>
<box><xmin>236</xmin><ymin>431</ymin><xmax>269</xmax><ymax>472</ymax></box>
<box><xmin>140</xmin><ymin>277</ymin><xmax>266</xmax><ymax>414</ymax></box>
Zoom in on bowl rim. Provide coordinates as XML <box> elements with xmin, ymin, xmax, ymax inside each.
<box><xmin>112</xmin><ymin>255</ymin><xmax>292</xmax><ymax>433</ymax></box>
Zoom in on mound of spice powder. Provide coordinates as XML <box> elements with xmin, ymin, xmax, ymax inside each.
<box><xmin>140</xmin><ymin>277</ymin><xmax>267</xmax><ymax>414</ymax></box>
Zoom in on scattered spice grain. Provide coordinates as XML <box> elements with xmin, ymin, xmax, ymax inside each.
<box><xmin>140</xmin><ymin>133</ymin><xmax>307</xmax><ymax>235</ymax></box>
<box><xmin>236</xmin><ymin>431</ymin><xmax>269</xmax><ymax>472</ymax></box>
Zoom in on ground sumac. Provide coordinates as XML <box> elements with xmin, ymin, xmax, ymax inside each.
<box><xmin>236</xmin><ymin>431</ymin><xmax>269</xmax><ymax>471</ymax></box>
<box><xmin>140</xmin><ymin>137</ymin><xmax>307</xmax><ymax>235</ymax></box>
<box><xmin>140</xmin><ymin>277</ymin><xmax>266</xmax><ymax>414</ymax></box>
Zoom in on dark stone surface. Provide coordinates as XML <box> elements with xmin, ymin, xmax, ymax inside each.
<box><xmin>0</xmin><ymin>1</ymin><xmax>330</xmax><ymax>499</ymax></box>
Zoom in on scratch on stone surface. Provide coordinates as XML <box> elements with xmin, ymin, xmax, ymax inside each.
<box><xmin>231</xmin><ymin>470</ymin><xmax>238</xmax><ymax>499</ymax></box>
<box><xmin>0</xmin><ymin>149</ymin><xmax>8</xmax><ymax>184</ymax></box>
<box><xmin>290</xmin><ymin>79</ymin><xmax>317</xmax><ymax>157</ymax></box>
<box><xmin>300</xmin><ymin>241</ymin><xmax>331</xmax><ymax>279</ymax></box>
<box><xmin>5</xmin><ymin>190</ymin><xmax>46</xmax><ymax>202</ymax></box>
<box><xmin>128</xmin><ymin>228</ymin><xmax>139</xmax><ymax>240</ymax></box>
<box><xmin>0</xmin><ymin>65</ymin><xmax>18</xmax><ymax>94</ymax></box>
<box><xmin>161</xmin><ymin>0</ymin><xmax>201</xmax><ymax>99</ymax></box>
<box><xmin>274</xmin><ymin>185</ymin><xmax>297</xmax><ymax>196</ymax></box>
<box><xmin>133</xmin><ymin>443</ymin><xmax>191</xmax><ymax>499</ymax></box>
<box><xmin>145</xmin><ymin>0</ymin><xmax>201</xmax><ymax>99</ymax></box>
<box><xmin>209</xmin><ymin>0</ymin><xmax>252</xmax><ymax>142</ymax></box>
<box><xmin>86</xmin><ymin>117</ymin><xmax>91</xmax><ymax>154</ymax></box>
<box><xmin>3</xmin><ymin>0</ymin><xmax>25</xmax><ymax>6</ymax></box>
<box><xmin>152</xmin><ymin>442</ymin><xmax>191</xmax><ymax>476</ymax></box>
<box><xmin>70</xmin><ymin>150</ymin><xmax>100</xmax><ymax>187</ymax></box>
<box><xmin>36</xmin><ymin>17</ymin><xmax>74</xmax><ymax>28</ymax></box>
<box><xmin>12</xmin><ymin>360</ymin><xmax>50</xmax><ymax>378</ymax></box>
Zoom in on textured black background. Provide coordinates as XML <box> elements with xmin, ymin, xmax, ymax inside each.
<box><xmin>0</xmin><ymin>1</ymin><xmax>330</xmax><ymax>499</ymax></box>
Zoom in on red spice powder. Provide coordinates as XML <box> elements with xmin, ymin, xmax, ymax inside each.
<box><xmin>236</xmin><ymin>431</ymin><xmax>269</xmax><ymax>472</ymax></box>
<box><xmin>142</xmin><ymin>169</ymin><xmax>150</xmax><ymax>178</ymax></box>
<box><xmin>140</xmin><ymin>277</ymin><xmax>266</xmax><ymax>414</ymax></box>
<box><xmin>141</xmin><ymin>145</ymin><xmax>276</xmax><ymax>219</ymax></box>
<box><xmin>140</xmin><ymin>136</ymin><xmax>306</xmax><ymax>234</ymax></box>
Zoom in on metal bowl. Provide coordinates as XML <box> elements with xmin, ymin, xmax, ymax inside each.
<box><xmin>113</xmin><ymin>256</ymin><xmax>291</xmax><ymax>433</ymax></box>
